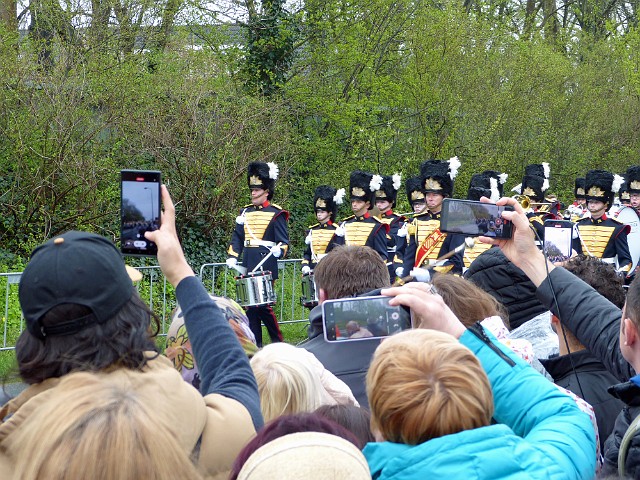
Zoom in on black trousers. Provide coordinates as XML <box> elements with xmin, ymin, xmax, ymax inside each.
<box><xmin>246</xmin><ymin>304</ymin><xmax>283</xmax><ymax>347</ymax></box>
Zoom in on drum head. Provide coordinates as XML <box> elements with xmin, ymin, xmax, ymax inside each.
<box><xmin>614</xmin><ymin>206</ymin><xmax>640</xmax><ymax>271</ymax></box>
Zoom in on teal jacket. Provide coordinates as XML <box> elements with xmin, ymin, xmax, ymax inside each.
<box><xmin>364</xmin><ymin>327</ymin><xmax>596</xmax><ymax>479</ymax></box>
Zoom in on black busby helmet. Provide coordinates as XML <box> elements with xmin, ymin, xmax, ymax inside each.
<box><xmin>248</xmin><ymin>161</ymin><xmax>279</xmax><ymax>200</ymax></box>
<box><xmin>420</xmin><ymin>157</ymin><xmax>461</xmax><ymax>198</ymax></box>
<box><xmin>525</xmin><ymin>163</ymin><xmax>550</xmax><ymax>180</ymax></box>
<box><xmin>406</xmin><ymin>176</ymin><xmax>425</xmax><ymax>207</ymax></box>
<box><xmin>481</xmin><ymin>170</ymin><xmax>508</xmax><ymax>197</ymax></box>
<box><xmin>375</xmin><ymin>174</ymin><xmax>402</xmax><ymax>208</ymax></box>
<box><xmin>619</xmin><ymin>175</ymin><xmax>630</xmax><ymax>203</ymax></box>
<box><xmin>584</xmin><ymin>170</ymin><xmax>623</xmax><ymax>206</ymax></box>
<box><xmin>626</xmin><ymin>166</ymin><xmax>640</xmax><ymax>194</ymax></box>
<box><xmin>467</xmin><ymin>173</ymin><xmax>499</xmax><ymax>202</ymax></box>
<box><xmin>520</xmin><ymin>175</ymin><xmax>549</xmax><ymax>202</ymax></box>
<box><xmin>574</xmin><ymin>178</ymin><xmax>586</xmax><ymax>199</ymax></box>
<box><xmin>349</xmin><ymin>170</ymin><xmax>379</xmax><ymax>206</ymax></box>
<box><xmin>313</xmin><ymin>185</ymin><xmax>345</xmax><ymax>222</ymax></box>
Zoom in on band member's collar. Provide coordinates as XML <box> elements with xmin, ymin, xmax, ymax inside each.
<box><xmin>256</xmin><ymin>200</ymin><xmax>270</xmax><ymax>210</ymax></box>
<box><xmin>356</xmin><ymin>212</ymin><xmax>371</xmax><ymax>220</ymax></box>
<box><xmin>431</xmin><ymin>211</ymin><xmax>441</xmax><ymax>219</ymax></box>
<box><xmin>384</xmin><ymin>209</ymin><xmax>394</xmax><ymax>217</ymax></box>
<box><xmin>594</xmin><ymin>213</ymin><xmax>606</xmax><ymax>223</ymax></box>
<box><xmin>325</xmin><ymin>220</ymin><xmax>333</xmax><ymax>227</ymax></box>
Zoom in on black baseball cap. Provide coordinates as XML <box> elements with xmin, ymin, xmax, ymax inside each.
<box><xmin>19</xmin><ymin>231</ymin><xmax>135</xmax><ymax>339</ymax></box>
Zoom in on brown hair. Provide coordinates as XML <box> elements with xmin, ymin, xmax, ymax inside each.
<box><xmin>564</xmin><ymin>255</ymin><xmax>625</xmax><ymax>309</ymax></box>
<box><xmin>314</xmin><ymin>245</ymin><xmax>390</xmax><ymax>300</ymax></box>
<box><xmin>433</xmin><ymin>274</ymin><xmax>509</xmax><ymax>329</ymax></box>
<box><xmin>10</xmin><ymin>374</ymin><xmax>202</xmax><ymax>480</ymax></box>
<box><xmin>367</xmin><ymin>329</ymin><xmax>493</xmax><ymax>445</ymax></box>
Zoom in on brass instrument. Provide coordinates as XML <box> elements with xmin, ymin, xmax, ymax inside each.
<box><xmin>511</xmin><ymin>194</ymin><xmax>552</xmax><ymax>211</ymax></box>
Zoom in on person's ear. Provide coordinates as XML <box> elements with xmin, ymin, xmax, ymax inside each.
<box><xmin>318</xmin><ymin>288</ymin><xmax>328</xmax><ymax>305</ymax></box>
<box><xmin>623</xmin><ymin>317</ymin><xmax>638</xmax><ymax>346</ymax></box>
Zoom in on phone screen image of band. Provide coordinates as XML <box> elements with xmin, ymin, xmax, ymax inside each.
<box><xmin>443</xmin><ymin>201</ymin><xmax>509</xmax><ymax>237</ymax></box>
<box><xmin>121</xmin><ymin>173</ymin><xmax>160</xmax><ymax>256</ymax></box>
<box><xmin>544</xmin><ymin>226</ymin><xmax>572</xmax><ymax>261</ymax></box>
<box><xmin>323</xmin><ymin>297</ymin><xmax>411</xmax><ymax>342</ymax></box>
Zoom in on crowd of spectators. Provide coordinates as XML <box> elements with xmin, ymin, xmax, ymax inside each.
<box><xmin>5</xmin><ymin>185</ymin><xmax>640</xmax><ymax>479</ymax></box>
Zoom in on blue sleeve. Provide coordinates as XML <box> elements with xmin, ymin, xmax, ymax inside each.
<box><xmin>403</xmin><ymin>234</ymin><xmax>416</xmax><ymax>274</ymax></box>
<box><xmin>460</xmin><ymin>327</ymin><xmax>596</xmax><ymax>479</ymax></box>
<box><xmin>614</xmin><ymin>226</ymin><xmax>632</xmax><ymax>269</ymax></box>
<box><xmin>228</xmin><ymin>211</ymin><xmax>245</xmax><ymax>259</ymax></box>
<box><xmin>372</xmin><ymin>224</ymin><xmax>390</xmax><ymax>260</ymax></box>
<box><xmin>273</xmin><ymin>210</ymin><xmax>290</xmax><ymax>255</ymax></box>
<box><xmin>176</xmin><ymin>276</ymin><xmax>263</xmax><ymax>430</ymax></box>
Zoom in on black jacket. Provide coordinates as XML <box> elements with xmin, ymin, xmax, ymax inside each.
<box><xmin>540</xmin><ymin>349</ymin><xmax>625</xmax><ymax>451</ymax></box>
<box><xmin>299</xmin><ymin>305</ymin><xmax>380</xmax><ymax>409</ymax></box>
<box><xmin>536</xmin><ymin>267</ymin><xmax>637</xmax><ymax>475</ymax></box>
<box><xmin>464</xmin><ymin>247</ymin><xmax>547</xmax><ymax>329</ymax></box>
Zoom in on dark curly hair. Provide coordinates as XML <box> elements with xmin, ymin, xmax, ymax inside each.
<box><xmin>564</xmin><ymin>255</ymin><xmax>626</xmax><ymax>309</ymax></box>
<box><xmin>16</xmin><ymin>290</ymin><xmax>160</xmax><ymax>385</ymax></box>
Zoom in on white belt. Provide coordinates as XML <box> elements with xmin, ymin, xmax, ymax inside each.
<box><xmin>601</xmin><ymin>257</ymin><xmax>616</xmax><ymax>264</ymax></box>
<box><xmin>244</xmin><ymin>240</ymin><xmax>276</xmax><ymax>248</ymax></box>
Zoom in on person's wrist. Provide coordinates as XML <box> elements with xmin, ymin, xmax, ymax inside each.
<box><xmin>516</xmin><ymin>250</ymin><xmax>554</xmax><ymax>287</ymax></box>
<box><xmin>167</xmin><ymin>263</ymin><xmax>195</xmax><ymax>288</ymax></box>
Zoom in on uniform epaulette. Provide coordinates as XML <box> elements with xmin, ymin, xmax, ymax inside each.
<box><xmin>407</xmin><ymin>224</ymin><xmax>417</xmax><ymax>235</ymax></box>
<box><xmin>610</xmin><ymin>216</ymin><xmax>625</xmax><ymax>225</ymax></box>
<box><xmin>341</xmin><ymin>215</ymin><xmax>355</xmax><ymax>221</ymax></box>
<box><xmin>242</xmin><ymin>204</ymin><xmax>253</xmax><ymax>208</ymax></box>
<box><xmin>271</xmin><ymin>203</ymin><xmax>284</xmax><ymax>210</ymax></box>
<box><xmin>371</xmin><ymin>216</ymin><xmax>383</xmax><ymax>223</ymax></box>
<box><xmin>309</xmin><ymin>223</ymin><xmax>319</xmax><ymax>228</ymax></box>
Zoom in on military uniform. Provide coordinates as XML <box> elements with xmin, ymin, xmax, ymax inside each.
<box><xmin>302</xmin><ymin>221</ymin><xmax>339</xmax><ymax>269</ymax></box>
<box><xmin>402</xmin><ymin>158</ymin><xmax>465</xmax><ymax>275</ymax></box>
<box><xmin>375</xmin><ymin>174</ymin><xmax>406</xmax><ymax>282</ymax></box>
<box><xmin>332</xmin><ymin>170</ymin><xmax>389</xmax><ymax>260</ymax></box>
<box><xmin>332</xmin><ymin>212</ymin><xmax>389</xmax><ymax>259</ymax></box>
<box><xmin>227</xmin><ymin>161</ymin><xmax>289</xmax><ymax>347</ymax></box>
<box><xmin>576</xmin><ymin>169</ymin><xmax>632</xmax><ymax>274</ymax></box>
<box><xmin>403</xmin><ymin>211</ymin><xmax>464</xmax><ymax>274</ymax></box>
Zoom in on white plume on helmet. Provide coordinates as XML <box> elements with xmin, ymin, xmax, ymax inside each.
<box><xmin>542</xmin><ymin>162</ymin><xmax>550</xmax><ymax>179</ymax></box>
<box><xmin>334</xmin><ymin>188</ymin><xmax>345</xmax><ymax>205</ymax></box>
<box><xmin>392</xmin><ymin>173</ymin><xmax>402</xmax><ymax>191</ymax></box>
<box><xmin>499</xmin><ymin>173</ymin><xmax>508</xmax><ymax>185</ymax></box>
<box><xmin>489</xmin><ymin>178</ymin><xmax>500</xmax><ymax>202</ymax></box>
<box><xmin>448</xmin><ymin>156</ymin><xmax>461</xmax><ymax>180</ymax></box>
<box><xmin>267</xmin><ymin>162</ymin><xmax>279</xmax><ymax>180</ymax></box>
<box><xmin>370</xmin><ymin>174</ymin><xmax>383</xmax><ymax>192</ymax></box>
<box><xmin>612</xmin><ymin>174</ymin><xmax>625</xmax><ymax>193</ymax></box>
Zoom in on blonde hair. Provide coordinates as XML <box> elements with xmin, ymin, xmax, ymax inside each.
<box><xmin>367</xmin><ymin>329</ymin><xmax>493</xmax><ymax>445</ymax></box>
<box><xmin>10</xmin><ymin>374</ymin><xmax>202</xmax><ymax>480</ymax></box>
<box><xmin>251</xmin><ymin>343</ymin><xmax>333</xmax><ymax>422</ymax></box>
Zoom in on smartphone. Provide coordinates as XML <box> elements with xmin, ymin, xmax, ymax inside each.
<box><xmin>440</xmin><ymin>198</ymin><xmax>514</xmax><ymax>238</ymax></box>
<box><xmin>544</xmin><ymin>219</ymin><xmax>574</xmax><ymax>262</ymax></box>
<box><xmin>322</xmin><ymin>296</ymin><xmax>411</xmax><ymax>342</ymax></box>
<box><xmin>120</xmin><ymin>170</ymin><xmax>161</xmax><ymax>256</ymax></box>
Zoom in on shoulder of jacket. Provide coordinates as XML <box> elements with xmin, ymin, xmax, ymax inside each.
<box><xmin>342</xmin><ymin>215</ymin><xmax>355</xmax><ymax>221</ymax></box>
<box><xmin>242</xmin><ymin>204</ymin><xmax>253</xmax><ymax>209</ymax></box>
<box><xmin>309</xmin><ymin>223</ymin><xmax>319</xmax><ymax>228</ymax></box>
<box><xmin>271</xmin><ymin>203</ymin><xmax>284</xmax><ymax>210</ymax></box>
<box><xmin>610</xmin><ymin>217</ymin><xmax>625</xmax><ymax>225</ymax></box>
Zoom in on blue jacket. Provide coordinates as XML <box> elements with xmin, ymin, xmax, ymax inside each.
<box><xmin>364</xmin><ymin>328</ymin><xmax>596</xmax><ymax>479</ymax></box>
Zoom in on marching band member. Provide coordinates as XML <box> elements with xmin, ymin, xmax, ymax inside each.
<box><xmin>576</xmin><ymin>169</ymin><xmax>632</xmax><ymax>276</ymax></box>
<box><xmin>227</xmin><ymin>161</ymin><xmax>289</xmax><ymax>347</ymax></box>
<box><xmin>402</xmin><ymin>158</ymin><xmax>465</xmax><ymax>275</ymax></box>
<box><xmin>331</xmin><ymin>170</ymin><xmax>389</xmax><ymax>260</ymax></box>
<box><xmin>374</xmin><ymin>174</ymin><xmax>406</xmax><ymax>283</ymax></box>
<box><xmin>626</xmin><ymin>165</ymin><xmax>640</xmax><ymax>215</ymax></box>
<box><xmin>301</xmin><ymin>185</ymin><xmax>343</xmax><ymax>274</ymax></box>
<box><xmin>564</xmin><ymin>177</ymin><xmax>588</xmax><ymax>222</ymax></box>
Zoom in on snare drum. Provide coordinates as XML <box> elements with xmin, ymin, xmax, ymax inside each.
<box><xmin>235</xmin><ymin>271</ymin><xmax>276</xmax><ymax>307</ymax></box>
<box><xmin>300</xmin><ymin>272</ymin><xmax>318</xmax><ymax>308</ymax></box>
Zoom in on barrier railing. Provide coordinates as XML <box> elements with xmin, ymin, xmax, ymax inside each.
<box><xmin>0</xmin><ymin>259</ymin><xmax>310</xmax><ymax>352</ymax></box>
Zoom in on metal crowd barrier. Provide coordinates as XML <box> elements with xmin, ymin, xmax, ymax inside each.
<box><xmin>0</xmin><ymin>259</ymin><xmax>310</xmax><ymax>352</ymax></box>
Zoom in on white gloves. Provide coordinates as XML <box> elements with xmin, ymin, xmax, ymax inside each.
<box><xmin>335</xmin><ymin>225</ymin><xmax>345</xmax><ymax>237</ymax></box>
<box><xmin>270</xmin><ymin>245</ymin><xmax>282</xmax><ymax>258</ymax></box>
<box><xmin>395</xmin><ymin>267</ymin><xmax>404</xmax><ymax>278</ymax></box>
<box><xmin>235</xmin><ymin>215</ymin><xmax>245</xmax><ymax>225</ymax></box>
<box><xmin>397</xmin><ymin>223</ymin><xmax>408</xmax><ymax>238</ymax></box>
<box><xmin>302</xmin><ymin>265</ymin><xmax>311</xmax><ymax>275</ymax></box>
<box><xmin>226</xmin><ymin>257</ymin><xmax>238</xmax><ymax>268</ymax></box>
<box><xmin>305</xmin><ymin>231</ymin><xmax>313</xmax><ymax>245</ymax></box>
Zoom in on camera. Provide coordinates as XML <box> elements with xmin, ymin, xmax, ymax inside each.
<box><xmin>322</xmin><ymin>296</ymin><xmax>412</xmax><ymax>342</ymax></box>
<box><xmin>120</xmin><ymin>170</ymin><xmax>161</xmax><ymax>256</ymax></box>
<box><xmin>439</xmin><ymin>198</ymin><xmax>514</xmax><ymax>239</ymax></box>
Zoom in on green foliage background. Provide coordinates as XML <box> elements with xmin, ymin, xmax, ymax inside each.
<box><xmin>2</xmin><ymin>0</ymin><xmax>640</xmax><ymax>266</ymax></box>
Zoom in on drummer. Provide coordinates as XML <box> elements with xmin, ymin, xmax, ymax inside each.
<box><xmin>301</xmin><ymin>185</ymin><xmax>344</xmax><ymax>275</ymax></box>
<box><xmin>226</xmin><ymin>161</ymin><xmax>289</xmax><ymax>347</ymax></box>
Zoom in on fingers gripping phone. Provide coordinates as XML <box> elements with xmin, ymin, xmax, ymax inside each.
<box><xmin>322</xmin><ymin>296</ymin><xmax>412</xmax><ymax>342</ymax></box>
<box><xmin>120</xmin><ymin>170</ymin><xmax>161</xmax><ymax>256</ymax></box>
<box><xmin>440</xmin><ymin>199</ymin><xmax>514</xmax><ymax>238</ymax></box>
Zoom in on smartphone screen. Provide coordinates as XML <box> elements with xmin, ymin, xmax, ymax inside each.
<box><xmin>440</xmin><ymin>198</ymin><xmax>513</xmax><ymax>238</ymax></box>
<box><xmin>322</xmin><ymin>296</ymin><xmax>411</xmax><ymax>342</ymax></box>
<box><xmin>120</xmin><ymin>170</ymin><xmax>161</xmax><ymax>256</ymax></box>
<box><xmin>544</xmin><ymin>220</ymin><xmax>574</xmax><ymax>262</ymax></box>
